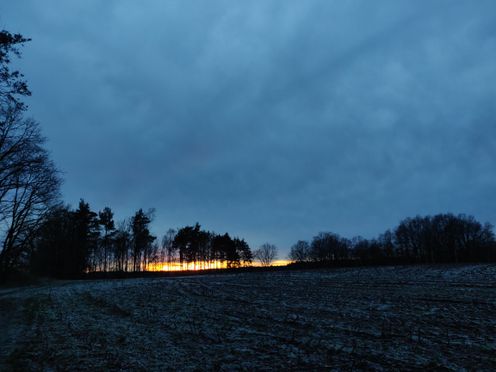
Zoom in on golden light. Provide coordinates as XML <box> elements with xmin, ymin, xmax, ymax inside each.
<box><xmin>146</xmin><ymin>259</ymin><xmax>292</xmax><ymax>272</ymax></box>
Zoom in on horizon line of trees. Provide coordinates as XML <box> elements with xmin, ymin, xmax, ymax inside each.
<box><xmin>30</xmin><ymin>200</ymin><xmax>260</xmax><ymax>278</ymax></box>
<box><xmin>290</xmin><ymin>213</ymin><xmax>496</xmax><ymax>265</ymax></box>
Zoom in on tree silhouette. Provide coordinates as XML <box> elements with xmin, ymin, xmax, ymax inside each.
<box><xmin>31</xmin><ymin>205</ymin><xmax>73</xmax><ymax>277</ymax></box>
<box><xmin>113</xmin><ymin>220</ymin><xmax>131</xmax><ymax>272</ymax></box>
<box><xmin>0</xmin><ymin>30</ymin><xmax>31</xmax><ymax>110</ymax></box>
<box><xmin>254</xmin><ymin>243</ymin><xmax>278</xmax><ymax>267</ymax></box>
<box><xmin>289</xmin><ymin>240</ymin><xmax>310</xmax><ymax>262</ymax></box>
<box><xmin>0</xmin><ymin>118</ymin><xmax>60</xmax><ymax>275</ymax></box>
<box><xmin>394</xmin><ymin>214</ymin><xmax>495</xmax><ymax>263</ymax></box>
<box><xmin>234</xmin><ymin>238</ymin><xmax>253</xmax><ymax>267</ymax></box>
<box><xmin>214</xmin><ymin>233</ymin><xmax>241</xmax><ymax>268</ymax></box>
<box><xmin>173</xmin><ymin>223</ymin><xmax>208</xmax><ymax>270</ymax></box>
<box><xmin>0</xmin><ymin>31</ymin><xmax>60</xmax><ymax>277</ymax></box>
<box><xmin>98</xmin><ymin>207</ymin><xmax>115</xmax><ymax>272</ymax></box>
<box><xmin>309</xmin><ymin>232</ymin><xmax>349</xmax><ymax>262</ymax></box>
<box><xmin>131</xmin><ymin>209</ymin><xmax>155</xmax><ymax>272</ymax></box>
<box><xmin>161</xmin><ymin>228</ymin><xmax>177</xmax><ymax>268</ymax></box>
<box><xmin>72</xmin><ymin>200</ymin><xmax>100</xmax><ymax>274</ymax></box>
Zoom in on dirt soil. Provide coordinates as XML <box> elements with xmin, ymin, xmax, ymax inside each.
<box><xmin>1</xmin><ymin>264</ymin><xmax>495</xmax><ymax>370</ymax></box>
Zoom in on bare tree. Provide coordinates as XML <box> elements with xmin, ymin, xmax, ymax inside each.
<box><xmin>0</xmin><ymin>30</ymin><xmax>60</xmax><ymax>277</ymax></box>
<box><xmin>0</xmin><ymin>113</ymin><xmax>60</xmax><ymax>275</ymax></box>
<box><xmin>113</xmin><ymin>220</ymin><xmax>131</xmax><ymax>272</ymax></box>
<box><xmin>254</xmin><ymin>243</ymin><xmax>278</xmax><ymax>267</ymax></box>
<box><xmin>162</xmin><ymin>228</ymin><xmax>177</xmax><ymax>268</ymax></box>
<box><xmin>289</xmin><ymin>240</ymin><xmax>310</xmax><ymax>262</ymax></box>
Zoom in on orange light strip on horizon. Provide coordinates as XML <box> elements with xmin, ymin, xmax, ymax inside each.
<box><xmin>146</xmin><ymin>259</ymin><xmax>292</xmax><ymax>272</ymax></box>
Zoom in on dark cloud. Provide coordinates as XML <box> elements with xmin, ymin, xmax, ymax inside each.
<box><xmin>2</xmin><ymin>1</ymin><xmax>496</xmax><ymax>254</ymax></box>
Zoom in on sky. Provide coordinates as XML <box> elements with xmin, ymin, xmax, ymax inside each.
<box><xmin>2</xmin><ymin>1</ymin><xmax>496</xmax><ymax>255</ymax></box>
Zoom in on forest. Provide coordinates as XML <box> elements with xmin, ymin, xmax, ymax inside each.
<box><xmin>290</xmin><ymin>213</ymin><xmax>496</xmax><ymax>266</ymax></box>
<box><xmin>31</xmin><ymin>201</ymin><xmax>254</xmax><ymax>278</ymax></box>
<box><xmin>1</xmin><ymin>29</ymin><xmax>495</xmax><ymax>282</ymax></box>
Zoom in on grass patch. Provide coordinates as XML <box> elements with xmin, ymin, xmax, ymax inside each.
<box><xmin>22</xmin><ymin>296</ymin><xmax>51</xmax><ymax>324</ymax></box>
<box><xmin>81</xmin><ymin>291</ymin><xmax>132</xmax><ymax>317</ymax></box>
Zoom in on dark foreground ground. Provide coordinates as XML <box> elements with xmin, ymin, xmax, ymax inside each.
<box><xmin>1</xmin><ymin>265</ymin><xmax>495</xmax><ymax>370</ymax></box>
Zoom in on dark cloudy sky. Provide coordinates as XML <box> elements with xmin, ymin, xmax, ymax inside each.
<box><xmin>2</xmin><ymin>1</ymin><xmax>496</xmax><ymax>255</ymax></box>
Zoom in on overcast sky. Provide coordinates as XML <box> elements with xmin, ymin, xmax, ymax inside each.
<box><xmin>2</xmin><ymin>1</ymin><xmax>496</xmax><ymax>255</ymax></box>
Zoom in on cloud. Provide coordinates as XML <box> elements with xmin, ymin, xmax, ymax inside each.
<box><xmin>2</xmin><ymin>0</ymin><xmax>496</xmax><ymax>253</ymax></box>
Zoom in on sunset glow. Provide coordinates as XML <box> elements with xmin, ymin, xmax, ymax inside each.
<box><xmin>147</xmin><ymin>260</ymin><xmax>292</xmax><ymax>272</ymax></box>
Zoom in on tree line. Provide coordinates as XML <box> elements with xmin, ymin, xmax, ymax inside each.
<box><xmin>290</xmin><ymin>213</ymin><xmax>496</xmax><ymax>265</ymax></box>
<box><xmin>30</xmin><ymin>201</ymin><xmax>256</xmax><ymax>278</ymax></box>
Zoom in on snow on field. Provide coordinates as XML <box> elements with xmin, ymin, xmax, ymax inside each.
<box><xmin>1</xmin><ymin>265</ymin><xmax>495</xmax><ymax>370</ymax></box>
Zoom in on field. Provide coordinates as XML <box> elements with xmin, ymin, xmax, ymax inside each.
<box><xmin>1</xmin><ymin>265</ymin><xmax>495</xmax><ymax>370</ymax></box>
